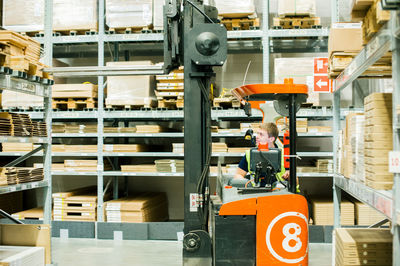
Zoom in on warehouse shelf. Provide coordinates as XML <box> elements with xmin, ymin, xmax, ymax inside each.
<box><xmin>334</xmin><ymin>174</ymin><xmax>393</xmax><ymax>220</ymax></box>
<box><xmin>297</xmin><ymin>173</ymin><xmax>334</xmax><ymax>177</ymax></box>
<box><xmin>52</xmin><ymin>171</ymin><xmax>98</xmax><ymax>176</ymax></box>
<box><xmin>268</xmin><ymin>28</ymin><xmax>329</xmax><ymax>38</ymax></box>
<box><xmin>0</xmin><ymin>136</ymin><xmax>49</xmax><ymax>143</ymax></box>
<box><xmin>334</xmin><ymin>22</ymin><xmax>391</xmax><ymax>92</ymax></box>
<box><xmin>0</xmin><ymin>73</ymin><xmax>51</xmax><ymax>97</ymax></box>
<box><xmin>103</xmin><ymin>171</ymin><xmax>184</xmax><ymax>177</ymax></box>
<box><xmin>0</xmin><ymin>180</ymin><xmax>49</xmax><ymax>195</ymax></box>
<box><xmin>52</xmin><ymin>133</ymin><xmax>99</xmax><ymax>138</ymax></box>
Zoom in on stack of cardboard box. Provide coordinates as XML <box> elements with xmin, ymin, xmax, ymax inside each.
<box><xmin>355</xmin><ymin>202</ymin><xmax>388</xmax><ymax>226</ymax></box>
<box><xmin>364</xmin><ymin>93</ymin><xmax>393</xmax><ymax>190</ymax></box>
<box><xmin>335</xmin><ymin>228</ymin><xmax>392</xmax><ymax>266</ymax></box>
<box><xmin>311</xmin><ymin>198</ymin><xmax>354</xmax><ymax>226</ymax></box>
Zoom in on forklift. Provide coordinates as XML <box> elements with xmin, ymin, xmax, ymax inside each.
<box><xmin>163</xmin><ymin>1</ymin><xmax>309</xmax><ymax>265</ymax></box>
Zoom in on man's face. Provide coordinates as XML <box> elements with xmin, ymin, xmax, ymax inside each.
<box><xmin>256</xmin><ymin>129</ymin><xmax>275</xmax><ymax>147</ymax></box>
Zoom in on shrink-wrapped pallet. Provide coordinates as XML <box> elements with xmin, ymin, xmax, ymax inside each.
<box><xmin>106</xmin><ymin>0</ymin><xmax>152</xmax><ymax>28</ymax></box>
<box><xmin>105</xmin><ymin>61</ymin><xmax>156</xmax><ymax>107</ymax></box>
<box><xmin>214</xmin><ymin>0</ymin><xmax>256</xmax><ymax>18</ymax></box>
<box><xmin>153</xmin><ymin>0</ymin><xmax>164</xmax><ymax>30</ymax></box>
<box><xmin>274</xmin><ymin>57</ymin><xmax>319</xmax><ymax>105</ymax></box>
<box><xmin>1</xmin><ymin>91</ymin><xmax>43</xmax><ymax>109</ymax></box>
<box><xmin>278</xmin><ymin>0</ymin><xmax>316</xmax><ymax>17</ymax></box>
<box><xmin>3</xmin><ymin>0</ymin><xmax>98</xmax><ymax>32</ymax></box>
<box><xmin>3</xmin><ymin>0</ymin><xmax>44</xmax><ymax>32</ymax></box>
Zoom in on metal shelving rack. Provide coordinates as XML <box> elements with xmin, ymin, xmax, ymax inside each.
<box><xmin>34</xmin><ymin>0</ymin><xmax>334</xmax><ymax>240</ymax></box>
<box><xmin>332</xmin><ymin>11</ymin><xmax>400</xmax><ymax>265</ymax></box>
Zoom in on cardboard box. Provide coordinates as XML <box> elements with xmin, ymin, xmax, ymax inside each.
<box><xmin>153</xmin><ymin>0</ymin><xmax>164</xmax><ymax>30</ymax></box>
<box><xmin>312</xmin><ymin>199</ymin><xmax>354</xmax><ymax>225</ymax></box>
<box><xmin>328</xmin><ymin>23</ymin><xmax>363</xmax><ymax>58</ymax></box>
<box><xmin>365</xmin><ymin>124</ymin><xmax>392</xmax><ymax>134</ymax></box>
<box><xmin>52</xmin><ymin>84</ymin><xmax>98</xmax><ymax>99</ymax></box>
<box><xmin>278</xmin><ymin>0</ymin><xmax>316</xmax><ymax>17</ymax></box>
<box><xmin>53</xmin><ymin>0</ymin><xmax>98</xmax><ymax>31</ymax></box>
<box><xmin>0</xmin><ymin>224</ymin><xmax>51</xmax><ymax>264</ymax></box>
<box><xmin>365</xmin><ymin>92</ymin><xmax>392</xmax><ymax>103</ymax></box>
<box><xmin>355</xmin><ymin>202</ymin><xmax>388</xmax><ymax>226</ymax></box>
<box><xmin>214</xmin><ymin>0</ymin><xmax>256</xmax><ymax>18</ymax></box>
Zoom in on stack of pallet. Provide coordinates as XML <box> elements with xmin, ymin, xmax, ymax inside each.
<box><xmin>328</xmin><ymin>22</ymin><xmax>391</xmax><ymax>78</ymax></box>
<box><xmin>12</xmin><ymin>207</ymin><xmax>43</xmax><ymax>221</ymax></box>
<box><xmin>155</xmin><ymin>160</ymin><xmax>184</xmax><ymax>173</ymax></box>
<box><xmin>364</xmin><ymin>93</ymin><xmax>393</xmax><ymax>190</ymax></box>
<box><xmin>274</xmin><ymin>0</ymin><xmax>320</xmax><ymax>29</ymax></box>
<box><xmin>215</xmin><ymin>0</ymin><xmax>259</xmax><ymax>31</ymax></box>
<box><xmin>53</xmin><ymin>186</ymin><xmax>99</xmax><ymax>222</ymax></box>
<box><xmin>311</xmin><ymin>198</ymin><xmax>354</xmax><ymax>225</ymax></box>
<box><xmin>31</xmin><ymin>122</ymin><xmax>47</xmax><ymax>137</ymax></box>
<box><xmin>156</xmin><ymin>67</ymin><xmax>184</xmax><ymax>109</ymax></box>
<box><xmin>213</xmin><ymin>88</ymin><xmax>240</xmax><ymax>109</ymax></box>
<box><xmin>105</xmin><ymin>61</ymin><xmax>156</xmax><ymax>109</ymax></box>
<box><xmin>5</xmin><ymin>167</ymin><xmax>44</xmax><ymax>185</ymax></box>
<box><xmin>105</xmin><ymin>193</ymin><xmax>168</xmax><ymax>223</ymax></box>
<box><xmin>335</xmin><ymin>228</ymin><xmax>392</xmax><ymax>266</ymax></box>
<box><xmin>121</xmin><ymin>164</ymin><xmax>157</xmax><ymax>173</ymax></box>
<box><xmin>355</xmin><ymin>202</ymin><xmax>388</xmax><ymax>226</ymax></box>
<box><xmin>52</xmin><ymin>84</ymin><xmax>98</xmax><ymax>110</ymax></box>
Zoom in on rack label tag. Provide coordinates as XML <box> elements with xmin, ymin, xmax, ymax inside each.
<box><xmin>389</xmin><ymin>151</ymin><xmax>400</xmax><ymax>173</ymax></box>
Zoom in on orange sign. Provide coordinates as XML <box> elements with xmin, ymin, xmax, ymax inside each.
<box><xmin>313</xmin><ymin>57</ymin><xmax>331</xmax><ymax>93</ymax></box>
<box><xmin>314</xmin><ymin>58</ymin><xmax>328</xmax><ymax>74</ymax></box>
<box><xmin>314</xmin><ymin>76</ymin><xmax>330</xmax><ymax>92</ymax></box>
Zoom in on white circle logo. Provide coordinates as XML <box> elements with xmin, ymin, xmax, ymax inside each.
<box><xmin>265</xmin><ymin>211</ymin><xmax>308</xmax><ymax>264</ymax></box>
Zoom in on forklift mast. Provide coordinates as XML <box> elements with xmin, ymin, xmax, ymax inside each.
<box><xmin>163</xmin><ymin>0</ymin><xmax>227</xmax><ymax>264</ymax></box>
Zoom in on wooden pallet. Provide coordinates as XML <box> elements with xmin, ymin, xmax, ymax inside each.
<box><xmin>106</xmin><ymin>26</ymin><xmax>153</xmax><ymax>34</ymax></box>
<box><xmin>220</xmin><ymin>17</ymin><xmax>260</xmax><ymax>31</ymax></box>
<box><xmin>213</xmin><ymin>97</ymin><xmax>241</xmax><ymax>109</ymax></box>
<box><xmin>273</xmin><ymin>16</ymin><xmax>321</xmax><ymax>29</ymax></box>
<box><xmin>158</xmin><ymin>98</ymin><xmax>184</xmax><ymax>109</ymax></box>
<box><xmin>52</xmin><ymin>29</ymin><xmax>98</xmax><ymax>36</ymax></box>
<box><xmin>52</xmin><ymin>98</ymin><xmax>97</xmax><ymax>110</ymax></box>
<box><xmin>105</xmin><ymin>98</ymin><xmax>157</xmax><ymax>110</ymax></box>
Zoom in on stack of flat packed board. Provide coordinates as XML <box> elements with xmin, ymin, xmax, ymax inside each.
<box><xmin>10</xmin><ymin>113</ymin><xmax>33</xmax><ymax>136</ymax></box>
<box><xmin>65</xmin><ymin>124</ymin><xmax>97</xmax><ymax>134</ymax></box>
<box><xmin>51</xmin><ymin>145</ymin><xmax>66</xmax><ymax>153</ymax></box>
<box><xmin>135</xmin><ymin>125</ymin><xmax>166</xmax><ymax>133</ymax></box>
<box><xmin>240</xmin><ymin>122</ymin><xmax>261</xmax><ymax>132</ymax></box>
<box><xmin>312</xmin><ymin>198</ymin><xmax>354</xmax><ymax>225</ymax></box>
<box><xmin>63</xmin><ymin>160</ymin><xmax>97</xmax><ymax>172</ymax></box>
<box><xmin>52</xmin><ymin>84</ymin><xmax>98</xmax><ymax>98</ymax></box>
<box><xmin>52</xmin><ymin>124</ymin><xmax>66</xmax><ymax>133</ymax></box>
<box><xmin>156</xmin><ymin>67</ymin><xmax>184</xmax><ymax>109</ymax></box>
<box><xmin>121</xmin><ymin>165</ymin><xmax>157</xmax><ymax>173</ymax></box>
<box><xmin>355</xmin><ymin>202</ymin><xmax>388</xmax><ymax>226</ymax></box>
<box><xmin>212</xmin><ymin>143</ymin><xmax>228</xmax><ymax>153</ymax></box>
<box><xmin>172</xmin><ymin>143</ymin><xmax>184</xmax><ymax>153</ymax></box>
<box><xmin>0</xmin><ymin>168</ymin><xmax>8</xmax><ymax>186</ymax></box>
<box><xmin>2</xmin><ymin>143</ymin><xmax>35</xmax><ymax>152</ymax></box>
<box><xmin>31</xmin><ymin>121</ymin><xmax>47</xmax><ymax>137</ymax></box>
<box><xmin>5</xmin><ymin>167</ymin><xmax>44</xmax><ymax>185</ymax></box>
<box><xmin>317</xmin><ymin>159</ymin><xmax>334</xmax><ymax>173</ymax></box>
<box><xmin>53</xmin><ymin>193</ymin><xmax>98</xmax><ymax>222</ymax></box>
<box><xmin>335</xmin><ymin>228</ymin><xmax>392</xmax><ymax>266</ymax></box>
<box><xmin>64</xmin><ymin>145</ymin><xmax>97</xmax><ymax>153</ymax></box>
<box><xmin>105</xmin><ymin>192</ymin><xmax>169</xmax><ymax>223</ymax></box>
<box><xmin>5</xmin><ymin>168</ymin><xmax>17</xmax><ymax>185</ymax></box>
<box><xmin>155</xmin><ymin>159</ymin><xmax>184</xmax><ymax>173</ymax></box>
<box><xmin>52</xmin><ymin>186</ymin><xmax>97</xmax><ymax>222</ymax></box>
<box><xmin>227</xmin><ymin>147</ymin><xmax>249</xmax><ymax>153</ymax></box>
<box><xmin>12</xmin><ymin>207</ymin><xmax>43</xmax><ymax>221</ymax></box>
<box><xmin>103</xmin><ymin>127</ymin><xmax>136</xmax><ymax>133</ymax></box>
<box><xmin>103</xmin><ymin>144</ymin><xmax>146</xmax><ymax>152</ymax></box>
<box><xmin>364</xmin><ymin>93</ymin><xmax>393</xmax><ymax>190</ymax></box>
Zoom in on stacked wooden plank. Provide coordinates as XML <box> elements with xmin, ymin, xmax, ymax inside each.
<box><xmin>227</xmin><ymin>147</ymin><xmax>249</xmax><ymax>153</ymax></box>
<box><xmin>156</xmin><ymin>67</ymin><xmax>184</xmax><ymax>109</ymax></box>
<box><xmin>65</xmin><ymin>124</ymin><xmax>97</xmax><ymax>133</ymax></box>
<box><xmin>105</xmin><ymin>192</ymin><xmax>168</xmax><ymax>223</ymax></box>
<box><xmin>317</xmin><ymin>159</ymin><xmax>334</xmax><ymax>173</ymax></box>
<box><xmin>355</xmin><ymin>202</ymin><xmax>388</xmax><ymax>226</ymax></box>
<box><xmin>63</xmin><ymin>145</ymin><xmax>98</xmax><ymax>153</ymax></box>
<box><xmin>135</xmin><ymin>125</ymin><xmax>166</xmax><ymax>133</ymax></box>
<box><xmin>5</xmin><ymin>167</ymin><xmax>44</xmax><ymax>185</ymax></box>
<box><xmin>0</xmin><ymin>168</ymin><xmax>8</xmax><ymax>186</ymax></box>
<box><xmin>0</xmin><ymin>112</ymin><xmax>45</xmax><ymax>137</ymax></box>
<box><xmin>155</xmin><ymin>160</ymin><xmax>184</xmax><ymax>173</ymax></box>
<box><xmin>276</xmin><ymin>118</ymin><xmax>308</xmax><ymax>133</ymax></box>
<box><xmin>364</xmin><ymin>93</ymin><xmax>393</xmax><ymax>190</ymax></box>
<box><xmin>12</xmin><ymin>207</ymin><xmax>43</xmax><ymax>221</ymax></box>
<box><xmin>52</xmin><ymin>84</ymin><xmax>98</xmax><ymax>110</ymax></box>
<box><xmin>121</xmin><ymin>164</ymin><xmax>157</xmax><ymax>173</ymax></box>
<box><xmin>212</xmin><ymin>143</ymin><xmax>228</xmax><ymax>153</ymax></box>
<box><xmin>31</xmin><ymin>122</ymin><xmax>47</xmax><ymax>137</ymax></box>
<box><xmin>335</xmin><ymin>228</ymin><xmax>392</xmax><ymax>266</ymax></box>
<box><xmin>240</xmin><ymin>123</ymin><xmax>261</xmax><ymax>132</ymax></box>
<box><xmin>2</xmin><ymin>143</ymin><xmax>35</xmax><ymax>152</ymax></box>
<box><xmin>103</xmin><ymin>144</ymin><xmax>146</xmax><ymax>152</ymax></box>
<box><xmin>103</xmin><ymin>127</ymin><xmax>136</xmax><ymax>133</ymax></box>
<box><xmin>311</xmin><ymin>198</ymin><xmax>354</xmax><ymax>225</ymax></box>
<box><xmin>63</xmin><ymin>160</ymin><xmax>99</xmax><ymax>172</ymax></box>
<box><xmin>52</xmin><ymin>186</ymin><xmax>98</xmax><ymax>222</ymax></box>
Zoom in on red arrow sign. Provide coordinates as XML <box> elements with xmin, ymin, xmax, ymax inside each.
<box><xmin>314</xmin><ymin>76</ymin><xmax>330</xmax><ymax>92</ymax></box>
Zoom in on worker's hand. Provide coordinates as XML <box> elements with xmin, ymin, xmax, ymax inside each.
<box><xmin>282</xmin><ymin>171</ymin><xmax>290</xmax><ymax>180</ymax></box>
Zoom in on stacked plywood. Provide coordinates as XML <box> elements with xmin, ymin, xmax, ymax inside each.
<box><xmin>355</xmin><ymin>202</ymin><xmax>388</xmax><ymax>226</ymax></box>
<box><xmin>156</xmin><ymin>67</ymin><xmax>184</xmax><ymax>109</ymax></box>
<box><xmin>121</xmin><ymin>165</ymin><xmax>157</xmax><ymax>173</ymax></box>
<box><xmin>335</xmin><ymin>228</ymin><xmax>392</xmax><ymax>266</ymax></box>
<box><xmin>105</xmin><ymin>192</ymin><xmax>168</xmax><ymax>223</ymax></box>
<box><xmin>155</xmin><ymin>160</ymin><xmax>184</xmax><ymax>173</ymax></box>
<box><xmin>5</xmin><ymin>167</ymin><xmax>43</xmax><ymax>185</ymax></box>
<box><xmin>364</xmin><ymin>93</ymin><xmax>393</xmax><ymax>190</ymax></box>
<box><xmin>311</xmin><ymin>198</ymin><xmax>354</xmax><ymax>225</ymax></box>
<box><xmin>12</xmin><ymin>207</ymin><xmax>43</xmax><ymax>221</ymax></box>
<box><xmin>105</xmin><ymin>61</ymin><xmax>156</xmax><ymax>108</ymax></box>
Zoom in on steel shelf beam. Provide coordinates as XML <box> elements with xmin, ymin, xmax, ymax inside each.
<box><xmin>268</xmin><ymin>28</ymin><xmax>329</xmax><ymax>38</ymax></box>
<box><xmin>0</xmin><ymin>136</ymin><xmax>49</xmax><ymax>143</ymax></box>
<box><xmin>0</xmin><ymin>74</ymin><xmax>50</xmax><ymax>97</ymax></box>
<box><xmin>334</xmin><ymin>174</ymin><xmax>393</xmax><ymax>220</ymax></box>
<box><xmin>0</xmin><ymin>181</ymin><xmax>49</xmax><ymax>195</ymax></box>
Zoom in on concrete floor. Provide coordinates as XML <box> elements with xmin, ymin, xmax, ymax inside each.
<box><xmin>52</xmin><ymin>238</ymin><xmax>332</xmax><ymax>266</ymax></box>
